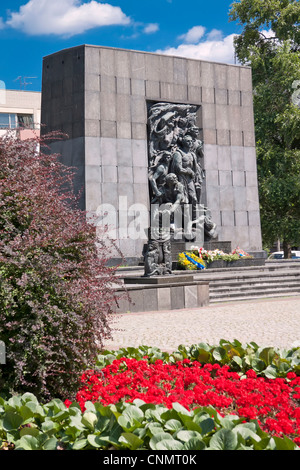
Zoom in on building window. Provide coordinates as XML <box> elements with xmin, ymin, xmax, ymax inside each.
<box><xmin>0</xmin><ymin>113</ymin><xmax>34</xmax><ymax>129</ymax></box>
<box><xmin>17</xmin><ymin>114</ymin><xmax>34</xmax><ymax>129</ymax></box>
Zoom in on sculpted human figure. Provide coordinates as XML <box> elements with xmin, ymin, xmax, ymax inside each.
<box><xmin>148</xmin><ymin>151</ymin><xmax>173</xmax><ymax>201</ymax></box>
<box><xmin>170</xmin><ymin>134</ymin><xmax>199</xmax><ymax>208</ymax></box>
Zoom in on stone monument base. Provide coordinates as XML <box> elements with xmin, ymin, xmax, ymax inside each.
<box><xmin>115</xmin><ymin>274</ymin><xmax>209</xmax><ymax>313</ymax></box>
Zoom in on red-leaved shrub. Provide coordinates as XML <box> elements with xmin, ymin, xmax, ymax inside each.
<box><xmin>0</xmin><ymin>132</ymin><xmax>121</xmax><ymax>401</ymax></box>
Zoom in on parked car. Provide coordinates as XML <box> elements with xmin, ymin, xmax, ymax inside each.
<box><xmin>268</xmin><ymin>251</ymin><xmax>300</xmax><ymax>259</ymax></box>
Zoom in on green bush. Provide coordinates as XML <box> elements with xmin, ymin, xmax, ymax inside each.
<box><xmin>0</xmin><ymin>133</ymin><xmax>120</xmax><ymax>401</ymax></box>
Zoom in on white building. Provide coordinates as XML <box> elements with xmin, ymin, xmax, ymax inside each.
<box><xmin>0</xmin><ymin>88</ymin><xmax>41</xmax><ymax>139</ymax></box>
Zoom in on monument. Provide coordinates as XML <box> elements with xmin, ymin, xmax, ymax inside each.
<box><xmin>41</xmin><ymin>45</ymin><xmax>263</xmax><ymax>271</ymax></box>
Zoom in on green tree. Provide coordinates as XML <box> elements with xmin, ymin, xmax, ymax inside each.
<box><xmin>229</xmin><ymin>0</ymin><xmax>300</xmax><ymax>257</ymax></box>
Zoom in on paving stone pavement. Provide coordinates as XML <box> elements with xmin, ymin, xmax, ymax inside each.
<box><xmin>104</xmin><ymin>296</ymin><xmax>300</xmax><ymax>352</ymax></box>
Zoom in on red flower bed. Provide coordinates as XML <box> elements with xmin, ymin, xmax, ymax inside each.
<box><xmin>71</xmin><ymin>358</ymin><xmax>300</xmax><ymax>444</ymax></box>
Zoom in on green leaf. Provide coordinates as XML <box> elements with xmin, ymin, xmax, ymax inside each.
<box><xmin>119</xmin><ymin>432</ymin><xmax>144</xmax><ymax>450</ymax></box>
<box><xmin>82</xmin><ymin>411</ymin><xmax>97</xmax><ymax>431</ymax></box>
<box><xmin>209</xmin><ymin>429</ymin><xmax>238</xmax><ymax>450</ymax></box>
<box><xmin>15</xmin><ymin>435</ymin><xmax>40</xmax><ymax>450</ymax></box>
<box><xmin>149</xmin><ymin>432</ymin><xmax>174</xmax><ymax>450</ymax></box>
<box><xmin>263</xmin><ymin>364</ymin><xmax>278</xmax><ymax>379</ymax></box>
<box><xmin>177</xmin><ymin>430</ymin><xmax>202</xmax><ymax>442</ymax></box>
<box><xmin>272</xmin><ymin>435</ymin><xmax>298</xmax><ymax>450</ymax></box>
<box><xmin>156</xmin><ymin>439</ymin><xmax>184</xmax><ymax>450</ymax></box>
<box><xmin>43</xmin><ymin>437</ymin><xmax>59</xmax><ymax>450</ymax></box>
<box><xmin>164</xmin><ymin>419</ymin><xmax>183</xmax><ymax>432</ymax></box>
<box><xmin>19</xmin><ymin>426</ymin><xmax>40</xmax><ymax>438</ymax></box>
<box><xmin>182</xmin><ymin>437</ymin><xmax>206</xmax><ymax>450</ymax></box>
<box><xmin>2</xmin><ymin>411</ymin><xmax>24</xmax><ymax>431</ymax></box>
<box><xmin>87</xmin><ymin>434</ymin><xmax>109</xmax><ymax>448</ymax></box>
<box><xmin>212</xmin><ymin>347</ymin><xmax>227</xmax><ymax>362</ymax></box>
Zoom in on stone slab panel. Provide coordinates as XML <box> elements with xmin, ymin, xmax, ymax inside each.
<box><xmin>157</xmin><ymin>288</ymin><xmax>171</xmax><ymax>311</ymax></box>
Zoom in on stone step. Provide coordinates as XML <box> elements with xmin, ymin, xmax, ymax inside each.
<box><xmin>209</xmin><ymin>285</ymin><xmax>300</xmax><ymax>301</ymax></box>
<box><xmin>210</xmin><ymin>291</ymin><xmax>300</xmax><ymax>303</ymax></box>
<box><xmin>210</xmin><ymin>280</ymin><xmax>300</xmax><ymax>293</ymax></box>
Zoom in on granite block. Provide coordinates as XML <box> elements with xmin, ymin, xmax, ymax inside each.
<box><xmin>85</xmin><ymin>91</ymin><xmax>100</xmax><ymax>121</ymax></box>
<box><xmin>184</xmin><ymin>285</ymin><xmax>198</xmax><ymax>308</ymax></box>
<box><xmin>233</xmin><ymin>186</ymin><xmax>247</xmax><ymax>211</ymax></box>
<box><xmin>246</xmin><ymin>187</ymin><xmax>260</xmax><ymax>211</ymax></box>
<box><xmin>174</xmin><ymin>57</ymin><xmax>188</xmax><ymax>85</ymax></box>
<box><xmin>116</xmin><ymin>94</ymin><xmax>131</xmax><ymax>122</ymax></box>
<box><xmin>201</xmin><ymin>61</ymin><xmax>215</xmax><ymax>87</ymax></box>
<box><xmin>202</xmin><ymin>103</ymin><xmax>216</xmax><ymax>129</ymax></box>
<box><xmin>130</xmin><ymin>52</ymin><xmax>146</xmax><ymax>80</ymax></box>
<box><xmin>117</xmin><ymin>121</ymin><xmax>132</xmax><ymax>139</ymax></box>
<box><xmin>235</xmin><ymin>210</ymin><xmax>248</xmax><ymax>227</ymax></box>
<box><xmin>131</xmin><ymin>79</ymin><xmax>146</xmax><ymax>96</ymax></box>
<box><xmin>187</xmin><ymin>60</ymin><xmax>201</xmax><ymax>86</ymax></box>
<box><xmin>227</xmin><ymin>66</ymin><xmax>240</xmax><ymax>90</ymax></box>
<box><xmin>240</xmin><ymin>67</ymin><xmax>253</xmax><ymax>91</ymax></box>
<box><xmin>244</xmin><ymin>147</ymin><xmax>257</xmax><ymax>171</ymax></box>
<box><xmin>201</xmin><ymin>87</ymin><xmax>215</xmax><ymax>103</ymax></box>
<box><xmin>219</xmin><ymin>186</ymin><xmax>234</xmax><ymax>211</ymax></box>
<box><xmin>248</xmin><ymin>210</ymin><xmax>261</xmax><ymax>226</ymax></box>
<box><xmin>117</xmin><ymin>138</ymin><xmax>132</xmax><ymax>166</ymax></box>
<box><xmin>132</xmin><ymin>123</ymin><xmax>147</xmax><ymax>140</ymax></box>
<box><xmin>85</xmin><ymin>119</ymin><xmax>100</xmax><ymax>137</ymax></box>
<box><xmin>187</xmin><ymin>85</ymin><xmax>202</xmax><ymax>103</ymax></box>
<box><xmin>215</xmin><ymin>88</ymin><xmax>228</xmax><ymax>105</ymax></box>
<box><xmin>206</xmin><ymin>185</ymin><xmax>220</xmax><ymax>211</ymax></box>
<box><xmin>197</xmin><ymin>283</ymin><xmax>209</xmax><ymax>306</ymax></box>
<box><xmin>85</xmin><ymin>73</ymin><xmax>100</xmax><ymax>92</ymax></box>
<box><xmin>203</xmin><ymin>144</ymin><xmax>218</xmax><ymax>170</ymax></box>
<box><xmin>85</xmin><ymin>164</ymin><xmax>102</xmax><ymax>183</ymax></box>
<box><xmin>157</xmin><ymin>288</ymin><xmax>171</xmax><ymax>310</ymax></box>
<box><xmin>115</xmin><ymin>49</ymin><xmax>131</xmax><ymax>78</ymax></box>
<box><xmin>228</xmin><ymin>90</ymin><xmax>241</xmax><ymax>106</ymax></box>
<box><xmin>99</xmin><ymin>48</ymin><xmax>115</xmax><ymax>76</ymax></box>
<box><xmin>101</xmin><ymin>120</ymin><xmax>117</xmax><ymax>138</ymax></box>
<box><xmin>217</xmin><ymin>146</ymin><xmax>231</xmax><ymax>170</ymax></box>
<box><xmin>100</xmin><ymin>137</ymin><xmax>117</xmax><ymax>165</ymax></box>
<box><xmin>145</xmin><ymin>80</ymin><xmax>160</xmax><ymax>99</ymax></box>
<box><xmin>143</xmin><ymin>288</ymin><xmax>158</xmax><ymax>311</ymax></box>
<box><xmin>131</xmin><ymin>96</ymin><xmax>147</xmax><ymax>123</ymax></box>
<box><xmin>214</xmin><ymin>64</ymin><xmax>228</xmax><ymax>89</ymax></box>
<box><xmin>202</xmin><ymin>128</ymin><xmax>217</xmax><ymax>145</ymax></box>
<box><xmin>228</xmin><ymin>105</ymin><xmax>243</xmax><ymax>131</ymax></box>
<box><xmin>118</xmin><ymin>166</ymin><xmax>133</xmax><ymax>184</ymax></box>
<box><xmin>219</xmin><ymin>170</ymin><xmax>232</xmax><ymax>186</ymax></box>
<box><xmin>216</xmin><ymin>104</ymin><xmax>229</xmax><ymax>130</ymax></box>
<box><xmin>245</xmin><ymin>171</ymin><xmax>258</xmax><ymax>187</ymax></box>
<box><xmin>116</xmin><ymin>77</ymin><xmax>131</xmax><ymax>94</ymax></box>
<box><xmin>100</xmin><ymin>92</ymin><xmax>116</xmax><ymax>121</ymax></box>
<box><xmin>221</xmin><ymin>210</ymin><xmax>235</xmax><ymax>226</ymax></box>
<box><xmin>171</xmin><ymin>286</ymin><xmax>185</xmax><ymax>309</ymax></box>
<box><xmin>231</xmin><ymin>146</ymin><xmax>245</xmax><ymax>171</ymax></box>
<box><xmin>102</xmin><ymin>165</ymin><xmax>117</xmax><ymax>183</ymax></box>
<box><xmin>160</xmin><ymin>82</ymin><xmax>175</xmax><ymax>101</ymax></box>
<box><xmin>232</xmin><ymin>170</ymin><xmax>246</xmax><ymax>187</ymax></box>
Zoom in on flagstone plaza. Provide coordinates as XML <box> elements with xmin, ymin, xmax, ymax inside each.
<box><xmin>104</xmin><ymin>296</ymin><xmax>300</xmax><ymax>352</ymax></box>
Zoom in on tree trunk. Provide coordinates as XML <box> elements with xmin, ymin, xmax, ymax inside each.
<box><xmin>283</xmin><ymin>240</ymin><xmax>292</xmax><ymax>259</ymax></box>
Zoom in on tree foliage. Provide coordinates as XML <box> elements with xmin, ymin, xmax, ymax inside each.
<box><xmin>229</xmin><ymin>0</ymin><xmax>300</xmax><ymax>255</ymax></box>
<box><xmin>0</xmin><ymin>132</ymin><xmax>121</xmax><ymax>401</ymax></box>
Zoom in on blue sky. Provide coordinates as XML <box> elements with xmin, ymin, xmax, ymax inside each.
<box><xmin>0</xmin><ymin>0</ymin><xmax>242</xmax><ymax>92</ymax></box>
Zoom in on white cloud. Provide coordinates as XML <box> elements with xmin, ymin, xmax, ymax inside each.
<box><xmin>6</xmin><ymin>0</ymin><xmax>131</xmax><ymax>37</ymax></box>
<box><xmin>178</xmin><ymin>25</ymin><xmax>206</xmax><ymax>44</ymax></box>
<box><xmin>157</xmin><ymin>27</ymin><xmax>238</xmax><ymax>65</ymax></box>
<box><xmin>143</xmin><ymin>23</ymin><xmax>159</xmax><ymax>34</ymax></box>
